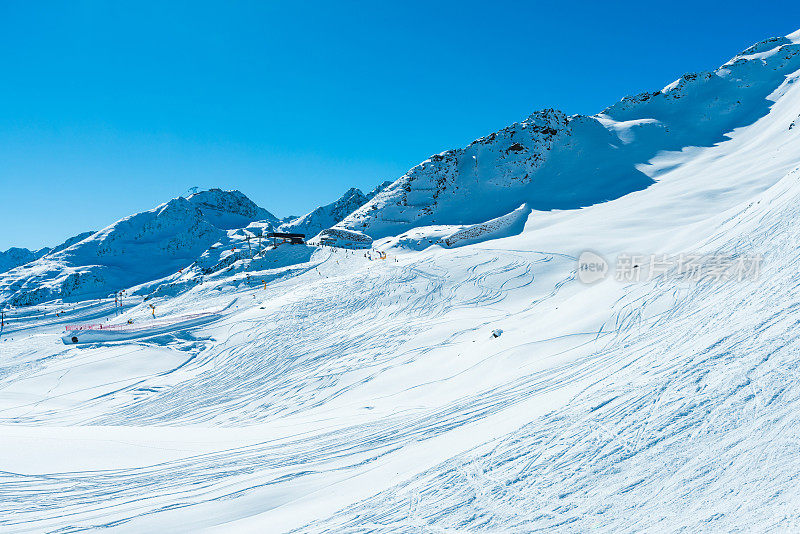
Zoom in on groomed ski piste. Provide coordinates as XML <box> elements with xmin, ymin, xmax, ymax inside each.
<box><xmin>2</xmin><ymin>30</ymin><xmax>800</xmax><ymax>532</ymax></box>
<box><xmin>60</xmin><ymin>305</ymin><xmax>229</xmax><ymax>344</ymax></box>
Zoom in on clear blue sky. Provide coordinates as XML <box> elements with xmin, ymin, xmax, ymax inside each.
<box><xmin>1</xmin><ymin>1</ymin><xmax>799</xmax><ymax>249</ymax></box>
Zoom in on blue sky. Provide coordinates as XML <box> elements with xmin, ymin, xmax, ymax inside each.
<box><xmin>1</xmin><ymin>1</ymin><xmax>799</xmax><ymax>249</ymax></box>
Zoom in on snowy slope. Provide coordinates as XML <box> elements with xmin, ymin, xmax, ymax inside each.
<box><xmin>280</xmin><ymin>187</ymin><xmax>370</xmax><ymax>238</ymax></box>
<box><xmin>187</xmin><ymin>188</ymin><xmax>278</xmax><ymax>229</ymax></box>
<box><xmin>280</xmin><ymin>183</ymin><xmax>391</xmax><ymax>239</ymax></box>
<box><xmin>0</xmin><ymin>189</ymin><xmax>282</xmax><ymax>306</ymax></box>
<box><xmin>0</xmin><ymin>232</ymin><xmax>95</xmax><ymax>274</ymax></box>
<box><xmin>1</xmin><ymin>29</ymin><xmax>800</xmax><ymax>534</ymax></box>
<box><xmin>0</xmin><ymin>197</ymin><xmax>223</xmax><ymax>306</ymax></box>
<box><xmin>0</xmin><ymin>183</ymin><xmax>387</xmax><ymax>306</ymax></box>
<box><xmin>0</xmin><ymin>247</ymin><xmax>48</xmax><ymax>274</ymax></box>
<box><xmin>336</xmin><ymin>33</ymin><xmax>800</xmax><ymax>240</ymax></box>
<box><xmin>48</xmin><ymin>230</ymin><xmax>96</xmax><ymax>254</ymax></box>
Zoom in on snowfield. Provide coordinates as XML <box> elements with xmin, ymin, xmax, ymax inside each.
<box><xmin>2</xmin><ymin>29</ymin><xmax>800</xmax><ymax>533</ymax></box>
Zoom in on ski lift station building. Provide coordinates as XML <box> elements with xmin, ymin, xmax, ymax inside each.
<box><xmin>317</xmin><ymin>228</ymin><xmax>373</xmax><ymax>249</ymax></box>
<box><xmin>267</xmin><ymin>232</ymin><xmax>306</xmax><ymax>245</ymax></box>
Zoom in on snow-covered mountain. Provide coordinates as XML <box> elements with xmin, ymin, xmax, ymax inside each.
<box><xmin>48</xmin><ymin>230</ymin><xmax>96</xmax><ymax>254</ymax></box>
<box><xmin>3</xmin><ymin>29</ymin><xmax>800</xmax><ymax>534</ymax></box>
<box><xmin>0</xmin><ymin>247</ymin><xmax>48</xmax><ymax>274</ymax></box>
<box><xmin>279</xmin><ymin>183</ymin><xmax>389</xmax><ymax>239</ymax></box>
<box><xmin>3</xmin><ymin>34</ymin><xmax>798</xmax><ymax>303</ymax></box>
<box><xmin>335</xmin><ymin>34</ymin><xmax>800</xmax><ymax>239</ymax></box>
<box><xmin>0</xmin><ymin>182</ymin><xmax>398</xmax><ymax>306</ymax></box>
<box><xmin>187</xmin><ymin>188</ymin><xmax>278</xmax><ymax>229</ymax></box>
<box><xmin>0</xmin><ymin>190</ymin><xmax>277</xmax><ymax>306</ymax></box>
<box><xmin>0</xmin><ymin>231</ymin><xmax>95</xmax><ymax>275</ymax></box>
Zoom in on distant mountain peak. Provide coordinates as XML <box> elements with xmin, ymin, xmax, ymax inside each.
<box><xmin>0</xmin><ymin>189</ymin><xmax>273</xmax><ymax>306</ymax></box>
<box><xmin>0</xmin><ymin>247</ymin><xmax>49</xmax><ymax>275</ymax></box>
<box><xmin>187</xmin><ymin>188</ymin><xmax>277</xmax><ymax>229</ymax></box>
<box><xmin>280</xmin><ymin>187</ymin><xmax>370</xmax><ymax>239</ymax></box>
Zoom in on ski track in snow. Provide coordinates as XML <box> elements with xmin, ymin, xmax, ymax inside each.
<box><xmin>308</xmin><ymin>191</ymin><xmax>800</xmax><ymax>533</ymax></box>
<box><xmin>2</xmin><ymin>30</ymin><xmax>800</xmax><ymax>534</ymax></box>
<box><xmin>8</xmin><ymin>195</ymin><xmax>800</xmax><ymax>532</ymax></box>
<box><xmin>1</xmin><ymin>248</ymin><xmax>589</xmax><ymax>532</ymax></box>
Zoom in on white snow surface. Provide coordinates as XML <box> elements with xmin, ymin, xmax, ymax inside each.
<box><xmin>0</xmin><ymin>232</ymin><xmax>95</xmax><ymax>274</ymax></box>
<box><xmin>0</xmin><ymin>247</ymin><xmax>47</xmax><ymax>274</ymax></box>
<box><xmin>0</xmin><ymin>190</ymin><xmax>281</xmax><ymax>306</ymax></box>
<box><xmin>1</xmin><ymin>30</ymin><xmax>800</xmax><ymax>533</ymax></box>
<box><xmin>337</xmin><ymin>31</ymin><xmax>800</xmax><ymax>239</ymax></box>
<box><xmin>279</xmin><ymin>187</ymin><xmax>374</xmax><ymax>239</ymax></box>
<box><xmin>186</xmin><ymin>188</ymin><xmax>278</xmax><ymax>229</ymax></box>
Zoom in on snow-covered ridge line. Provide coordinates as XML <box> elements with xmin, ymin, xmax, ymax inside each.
<box><xmin>0</xmin><ymin>190</ymin><xmax>277</xmax><ymax>306</ymax></box>
<box><xmin>0</xmin><ymin>231</ymin><xmax>95</xmax><ymax>275</ymax></box>
<box><xmin>4</xmin><ymin>27</ymin><xmax>800</xmax><ymax>533</ymax></box>
<box><xmin>279</xmin><ymin>183</ymin><xmax>390</xmax><ymax>240</ymax></box>
<box><xmin>334</xmin><ymin>30</ymin><xmax>800</xmax><ymax>240</ymax></box>
<box><xmin>4</xmin><ymin>30</ymin><xmax>800</xmax><ymax>308</ymax></box>
<box><xmin>187</xmin><ymin>188</ymin><xmax>278</xmax><ymax>229</ymax></box>
<box><xmin>0</xmin><ymin>247</ymin><xmax>48</xmax><ymax>275</ymax></box>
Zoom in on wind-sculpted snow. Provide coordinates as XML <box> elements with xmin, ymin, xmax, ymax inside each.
<box><xmin>440</xmin><ymin>203</ymin><xmax>531</xmax><ymax>248</ymax></box>
<box><xmin>2</xmin><ymin>29</ymin><xmax>800</xmax><ymax>534</ymax></box>
<box><xmin>314</xmin><ymin>227</ymin><xmax>373</xmax><ymax>248</ymax></box>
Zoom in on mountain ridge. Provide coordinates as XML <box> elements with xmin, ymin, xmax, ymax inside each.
<box><xmin>3</xmin><ymin>30</ymin><xmax>799</xmax><ymax>307</ymax></box>
<box><xmin>334</xmin><ymin>31</ymin><xmax>800</xmax><ymax>239</ymax></box>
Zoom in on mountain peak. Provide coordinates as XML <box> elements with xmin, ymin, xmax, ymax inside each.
<box><xmin>187</xmin><ymin>188</ymin><xmax>277</xmax><ymax>229</ymax></box>
<box><xmin>334</xmin><ymin>32</ymin><xmax>800</xmax><ymax>240</ymax></box>
<box><xmin>280</xmin><ymin>187</ymin><xmax>370</xmax><ymax>239</ymax></box>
